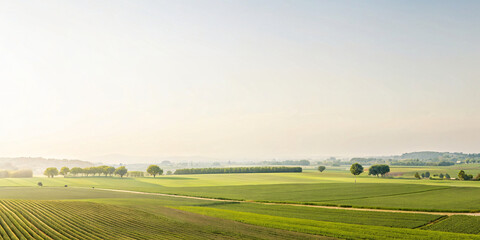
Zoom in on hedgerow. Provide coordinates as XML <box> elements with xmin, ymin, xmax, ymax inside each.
<box><xmin>174</xmin><ymin>166</ymin><xmax>302</xmax><ymax>174</ymax></box>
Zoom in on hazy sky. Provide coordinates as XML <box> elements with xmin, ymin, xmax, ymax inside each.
<box><xmin>1</xmin><ymin>0</ymin><xmax>479</xmax><ymax>160</ymax></box>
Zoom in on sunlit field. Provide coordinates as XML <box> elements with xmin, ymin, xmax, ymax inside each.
<box><xmin>0</xmin><ymin>166</ymin><xmax>479</xmax><ymax>239</ymax></box>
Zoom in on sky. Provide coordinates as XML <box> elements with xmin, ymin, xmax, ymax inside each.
<box><xmin>0</xmin><ymin>0</ymin><xmax>479</xmax><ymax>161</ymax></box>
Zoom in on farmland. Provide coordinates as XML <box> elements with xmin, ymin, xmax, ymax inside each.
<box><xmin>0</xmin><ymin>165</ymin><xmax>479</xmax><ymax>239</ymax></box>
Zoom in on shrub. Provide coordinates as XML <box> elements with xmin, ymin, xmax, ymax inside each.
<box><xmin>474</xmin><ymin>174</ymin><xmax>480</xmax><ymax>181</ymax></box>
<box><xmin>128</xmin><ymin>171</ymin><xmax>144</xmax><ymax>178</ymax></box>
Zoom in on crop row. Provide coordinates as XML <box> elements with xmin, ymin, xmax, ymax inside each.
<box><xmin>0</xmin><ymin>200</ymin><xmax>237</xmax><ymax>239</ymax></box>
<box><xmin>423</xmin><ymin>215</ymin><xmax>480</xmax><ymax>234</ymax></box>
<box><xmin>176</xmin><ymin>206</ymin><xmax>480</xmax><ymax>240</ymax></box>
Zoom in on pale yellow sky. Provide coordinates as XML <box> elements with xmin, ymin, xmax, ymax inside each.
<box><xmin>0</xmin><ymin>1</ymin><xmax>479</xmax><ymax>160</ymax></box>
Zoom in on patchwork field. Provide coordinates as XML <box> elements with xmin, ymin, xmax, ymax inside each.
<box><xmin>0</xmin><ymin>166</ymin><xmax>479</xmax><ymax>239</ymax></box>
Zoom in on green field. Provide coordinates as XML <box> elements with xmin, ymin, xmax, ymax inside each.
<box><xmin>424</xmin><ymin>215</ymin><xmax>480</xmax><ymax>234</ymax></box>
<box><xmin>195</xmin><ymin>202</ymin><xmax>440</xmax><ymax>228</ymax></box>
<box><xmin>0</xmin><ymin>166</ymin><xmax>479</xmax><ymax>239</ymax></box>
<box><xmin>2</xmin><ymin>168</ymin><xmax>479</xmax><ymax>211</ymax></box>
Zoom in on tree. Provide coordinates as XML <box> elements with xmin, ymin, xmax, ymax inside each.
<box><xmin>368</xmin><ymin>165</ymin><xmax>379</xmax><ymax>177</ymax></box>
<box><xmin>147</xmin><ymin>165</ymin><xmax>163</xmax><ymax>177</ymax></box>
<box><xmin>379</xmin><ymin>165</ymin><xmax>390</xmax><ymax>177</ymax></box>
<box><xmin>59</xmin><ymin>167</ymin><xmax>70</xmax><ymax>177</ymax></box>
<box><xmin>105</xmin><ymin>166</ymin><xmax>115</xmax><ymax>176</ymax></box>
<box><xmin>44</xmin><ymin>167</ymin><xmax>59</xmax><ymax>178</ymax></box>
<box><xmin>421</xmin><ymin>173</ymin><xmax>425</xmax><ymax>178</ymax></box>
<box><xmin>439</xmin><ymin>173</ymin><xmax>444</xmax><ymax>179</ymax></box>
<box><xmin>445</xmin><ymin>173</ymin><xmax>451</xmax><ymax>179</ymax></box>
<box><xmin>425</xmin><ymin>171</ymin><xmax>430</xmax><ymax>178</ymax></box>
<box><xmin>115</xmin><ymin>166</ymin><xmax>128</xmax><ymax>178</ymax></box>
<box><xmin>70</xmin><ymin>167</ymin><xmax>82</xmax><ymax>176</ymax></box>
<box><xmin>37</xmin><ymin>182</ymin><xmax>43</xmax><ymax>187</ymax></box>
<box><xmin>350</xmin><ymin>163</ymin><xmax>364</xmax><ymax>183</ymax></box>
<box><xmin>318</xmin><ymin>166</ymin><xmax>326</xmax><ymax>172</ymax></box>
<box><xmin>414</xmin><ymin>172</ymin><xmax>421</xmax><ymax>179</ymax></box>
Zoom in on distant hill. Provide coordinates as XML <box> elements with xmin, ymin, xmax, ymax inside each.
<box><xmin>399</xmin><ymin>151</ymin><xmax>464</xmax><ymax>160</ymax></box>
<box><xmin>349</xmin><ymin>151</ymin><xmax>480</xmax><ymax>166</ymax></box>
<box><xmin>0</xmin><ymin>157</ymin><xmax>94</xmax><ymax>175</ymax></box>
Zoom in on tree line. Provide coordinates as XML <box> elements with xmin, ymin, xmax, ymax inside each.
<box><xmin>44</xmin><ymin>166</ymin><xmax>128</xmax><ymax>178</ymax></box>
<box><xmin>391</xmin><ymin>159</ymin><xmax>454</xmax><ymax>166</ymax></box>
<box><xmin>174</xmin><ymin>166</ymin><xmax>302</xmax><ymax>175</ymax></box>
<box><xmin>414</xmin><ymin>170</ymin><xmax>480</xmax><ymax>180</ymax></box>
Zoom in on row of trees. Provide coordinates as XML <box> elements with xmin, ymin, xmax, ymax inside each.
<box><xmin>44</xmin><ymin>166</ymin><xmax>128</xmax><ymax>178</ymax></box>
<box><xmin>44</xmin><ymin>165</ymin><xmax>165</xmax><ymax>178</ymax></box>
<box><xmin>414</xmin><ymin>171</ymin><xmax>452</xmax><ymax>179</ymax></box>
<box><xmin>174</xmin><ymin>166</ymin><xmax>302</xmax><ymax>175</ymax></box>
<box><xmin>414</xmin><ymin>170</ymin><xmax>480</xmax><ymax>180</ymax></box>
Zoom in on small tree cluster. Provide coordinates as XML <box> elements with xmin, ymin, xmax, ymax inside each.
<box><xmin>419</xmin><ymin>171</ymin><xmax>431</xmax><ymax>179</ymax></box>
<box><xmin>368</xmin><ymin>165</ymin><xmax>390</xmax><ymax>177</ymax></box>
<box><xmin>458</xmin><ymin>170</ymin><xmax>474</xmax><ymax>180</ymax></box>
<box><xmin>317</xmin><ymin>166</ymin><xmax>326</xmax><ymax>172</ymax></box>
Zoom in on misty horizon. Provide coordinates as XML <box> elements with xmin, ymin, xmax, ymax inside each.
<box><xmin>1</xmin><ymin>1</ymin><xmax>479</xmax><ymax>162</ymax></box>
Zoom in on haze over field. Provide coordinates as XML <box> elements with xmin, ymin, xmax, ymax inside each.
<box><xmin>1</xmin><ymin>1</ymin><xmax>479</xmax><ymax>162</ymax></box>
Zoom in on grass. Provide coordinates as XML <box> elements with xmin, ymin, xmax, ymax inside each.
<box><xmin>175</xmin><ymin>206</ymin><xmax>480</xmax><ymax>240</ymax></box>
<box><xmin>424</xmin><ymin>215</ymin><xmax>480</xmax><ymax>234</ymax></box>
<box><xmin>330</xmin><ymin>187</ymin><xmax>480</xmax><ymax>211</ymax></box>
<box><xmin>155</xmin><ymin>183</ymin><xmax>447</xmax><ymax>202</ymax></box>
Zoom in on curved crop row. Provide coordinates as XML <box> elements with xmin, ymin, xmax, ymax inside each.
<box><xmin>0</xmin><ymin>200</ymin><xmax>243</xmax><ymax>239</ymax></box>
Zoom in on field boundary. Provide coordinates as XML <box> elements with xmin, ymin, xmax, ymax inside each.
<box><xmin>79</xmin><ymin>187</ymin><xmax>480</xmax><ymax>216</ymax></box>
<box><xmin>415</xmin><ymin>215</ymin><xmax>449</xmax><ymax>229</ymax></box>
